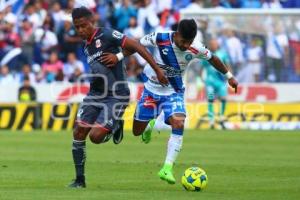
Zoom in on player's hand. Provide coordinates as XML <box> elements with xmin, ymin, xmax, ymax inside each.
<box><xmin>100</xmin><ymin>52</ymin><xmax>118</xmax><ymax>67</ymax></box>
<box><xmin>228</xmin><ymin>77</ymin><xmax>238</xmax><ymax>93</ymax></box>
<box><xmin>155</xmin><ymin>68</ymin><xmax>169</xmax><ymax>86</ymax></box>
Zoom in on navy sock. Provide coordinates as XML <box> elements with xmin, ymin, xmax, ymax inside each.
<box><xmin>72</xmin><ymin>140</ymin><xmax>86</xmax><ymax>181</ymax></box>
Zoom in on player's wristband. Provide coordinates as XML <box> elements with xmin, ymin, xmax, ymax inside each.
<box><xmin>224</xmin><ymin>71</ymin><xmax>233</xmax><ymax>79</ymax></box>
<box><xmin>116</xmin><ymin>52</ymin><xmax>124</xmax><ymax>61</ymax></box>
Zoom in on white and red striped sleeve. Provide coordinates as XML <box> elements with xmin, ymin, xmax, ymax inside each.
<box><xmin>193</xmin><ymin>43</ymin><xmax>212</xmax><ymax>60</ymax></box>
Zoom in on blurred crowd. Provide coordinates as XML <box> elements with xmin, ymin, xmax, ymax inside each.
<box><xmin>0</xmin><ymin>0</ymin><xmax>300</xmax><ymax>86</ymax></box>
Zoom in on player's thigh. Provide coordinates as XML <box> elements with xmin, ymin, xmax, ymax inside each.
<box><xmin>76</xmin><ymin>102</ymin><xmax>100</xmax><ymax>126</ymax></box>
<box><xmin>162</xmin><ymin>93</ymin><xmax>186</xmax><ymax>127</ymax></box>
<box><xmin>215</xmin><ymin>81</ymin><xmax>228</xmax><ymax>99</ymax></box>
<box><xmin>205</xmin><ymin>83</ymin><xmax>216</xmax><ymax>101</ymax></box>
<box><xmin>95</xmin><ymin>98</ymin><xmax>129</xmax><ymax>131</ymax></box>
<box><xmin>89</xmin><ymin>98</ymin><xmax>129</xmax><ymax>143</ymax></box>
<box><xmin>134</xmin><ymin>90</ymin><xmax>159</xmax><ymax>123</ymax></box>
<box><xmin>74</xmin><ymin>103</ymin><xmax>100</xmax><ymax>139</ymax></box>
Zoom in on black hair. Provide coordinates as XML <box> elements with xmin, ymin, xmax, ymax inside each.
<box><xmin>71</xmin><ymin>6</ymin><xmax>93</xmax><ymax>20</ymax></box>
<box><xmin>178</xmin><ymin>19</ymin><xmax>197</xmax><ymax>40</ymax></box>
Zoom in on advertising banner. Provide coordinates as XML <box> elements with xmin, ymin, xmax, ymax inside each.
<box><xmin>1</xmin><ymin>102</ymin><xmax>299</xmax><ymax>131</ymax></box>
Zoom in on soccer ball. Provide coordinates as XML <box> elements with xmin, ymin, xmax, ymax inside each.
<box><xmin>181</xmin><ymin>167</ymin><xmax>208</xmax><ymax>191</ymax></box>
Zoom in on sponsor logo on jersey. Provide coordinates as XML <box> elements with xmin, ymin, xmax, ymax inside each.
<box><xmin>87</xmin><ymin>51</ymin><xmax>103</xmax><ymax>64</ymax></box>
<box><xmin>95</xmin><ymin>39</ymin><xmax>101</xmax><ymax>48</ymax></box>
<box><xmin>162</xmin><ymin>48</ymin><xmax>169</xmax><ymax>55</ymax></box>
<box><xmin>112</xmin><ymin>31</ymin><xmax>124</xmax><ymax>39</ymax></box>
<box><xmin>159</xmin><ymin>64</ymin><xmax>183</xmax><ymax>77</ymax></box>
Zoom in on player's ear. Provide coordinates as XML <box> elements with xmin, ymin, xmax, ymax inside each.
<box><xmin>173</xmin><ymin>32</ymin><xmax>178</xmax><ymax>40</ymax></box>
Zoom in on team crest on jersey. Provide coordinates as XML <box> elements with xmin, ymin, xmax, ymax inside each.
<box><xmin>95</xmin><ymin>39</ymin><xmax>101</xmax><ymax>48</ymax></box>
<box><xmin>185</xmin><ymin>54</ymin><xmax>193</xmax><ymax>61</ymax></box>
<box><xmin>112</xmin><ymin>31</ymin><xmax>124</xmax><ymax>39</ymax></box>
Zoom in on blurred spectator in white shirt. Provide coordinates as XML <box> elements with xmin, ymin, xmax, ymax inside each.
<box><xmin>265</xmin><ymin>24</ymin><xmax>289</xmax><ymax>82</ymax></box>
<box><xmin>0</xmin><ymin>65</ymin><xmax>15</xmax><ymax>84</ymax></box>
<box><xmin>63</xmin><ymin>52</ymin><xmax>84</xmax><ymax>82</ymax></box>
<box><xmin>34</xmin><ymin>14</ymin><xmax>58</xmax><ymax>63</ymax></box>
<box><xmin>237</xmin><ymin>37</ymin><xmax>263</xmax><ymax>82</ymax></box>
<box><xmin>75</xmin><ymin>0</ymin><xmax>96</xmax><ymax>9</ymax></box>
<box><xmin>51</xmin><ymin>1</ymin><xmax>66</xmax><ymax>33</ymax></box>
<box><xmin>23</xmin><ymin>3</ymin><xmax>43</xmax><ymax>30</ymax></box>
<box><xmin>16</xmin><ymin>64</ymin><xmax>36</xmax><ymax>84</ymax></box>
<box><xmin>219</xmin><ymin>26</ymin><xmax>244</xmax><ymax>75</ymax></box>
<box><xmin>34</xmin><ymin>0</ymin><xmax>47</xmax><ymax>27</ymax></box>
<box><xmin>137</xmin><ymin>0</ymin><xmax>159</xmax><ymax>34</ymax></box>
<box><xmin>124</xmin><ymin>16</ymin><xmax>144</xmax><ymax>39</ymax></box>
<box><xmin>180</xmin><ymin>0</ymin><xmax>204</xmax><ymax>11</ymax></box>
<box><xmin>152</xmin><ymin>0</ymin><xmax>172</xmax><ymax>14</ymax></box>
<box><xmin>261</xmin><ymin>0</ymin><xmax>282</xmax><ymax>9</ymax></box>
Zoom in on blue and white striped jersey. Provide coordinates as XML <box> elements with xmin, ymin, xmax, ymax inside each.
<box><xmin>140</xmin><ymin>31</ymin><xmax>212</xmax><ymax>95</ymax></box>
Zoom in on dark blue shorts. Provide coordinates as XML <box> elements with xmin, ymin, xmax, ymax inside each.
<box><xmin>76</xmin><ymin>96</ymin><xmax>129</xmax><ymax>131</ymax></box>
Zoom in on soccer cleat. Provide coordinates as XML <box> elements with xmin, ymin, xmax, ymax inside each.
<box><xmin>158</xmin><ymin>164</ymin><xmax>176</xmax><ymax>184</ymax></box>
<box><xmin>68</xmin><ymin>178</ymin><xmax>86</xmax><ymax>188</ymax></box>
<box><xmin>141</xmin><ymin>119</ymin><xmax>156</xmax><ymax>144</ymax></box>
<box><xmin>219</xmin><ymin>120</ymin><xmax>227</xmax><ymax>130</ymax></box>
<box><xmin>113</xmin><ymin>120</ymin><xmax>124</xmax><ymax>145</ymax></box>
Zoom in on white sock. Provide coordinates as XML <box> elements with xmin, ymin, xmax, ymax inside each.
<box><xmin>165</xmin><ymin>134</ymin><xmax>183</xmax><ymax>166</ymax></box>
<box><xmin>154</xmin><ymin>112</ymin><xmax>171</xmax><ymax>131</ymax></box>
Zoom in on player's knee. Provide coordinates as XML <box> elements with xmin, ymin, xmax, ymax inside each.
<box><xmin>89</xmin><ymin>133</ymin><xmax>104</xmax><ymax>144</ymax></box>
<box><xmin>220</xmin><ymin>98</ymin><xmax>226</xmax><ymax>103</ymax></box>
<box><xmin>73</xmin><ymin>125</ymin><xmax>89</xmax><ymax>140</ymax></box>
<box><xmin>89</xmin><ymin>128</ymin><xmax>108</xmax><ymax>144</ymax></box>
<box><xmin>171</xmin><ymin>119</ymin><xmax>185</xmax><ymax>130</ymax></box>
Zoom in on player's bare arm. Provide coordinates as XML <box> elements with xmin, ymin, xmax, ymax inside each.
<box><xmin>100</xmin><ymin>38</ymin><xmax>168</xmax><ymax>86</ymax></box>
<box><xmin>208</xmin><ymin>54</ymin><xmax>239</xmax><ymax>93</ymax></box>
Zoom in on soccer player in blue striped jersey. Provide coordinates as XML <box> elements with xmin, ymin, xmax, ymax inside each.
<box><xmin>102</xmin><ymin>19</ymin><xmax>238</xmax><ymax>184</ymax></box>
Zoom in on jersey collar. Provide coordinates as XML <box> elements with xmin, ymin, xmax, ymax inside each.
<box><xmin>170</xmin><ymin>32</ymin><xmax>175</xmax><ymax>44</ymax></box>
<box><xmin>86</xmin><ymin>28</ymin><xmax>99</xmax><ymax>45</ymax></box>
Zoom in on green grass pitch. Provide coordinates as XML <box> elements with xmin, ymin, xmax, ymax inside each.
<box><xmin>0</xmin><ymin>130</ymin><xmax>299</xmax><ymax>200</ymax></box>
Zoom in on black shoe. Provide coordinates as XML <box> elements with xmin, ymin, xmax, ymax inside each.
<box><xmin>219</xmin><ymin>121</ymin><xmax>227</xmax><ymax>130</ymax></box>
<box><xmin>68</xmin><ymin>178</ymin><xmax>86</xmax><ymax>188</ymax></box>
<box><xmin>113</xmin><ymin>120</ymin><xmax>124</xmax><ymax>145</ymax></box>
